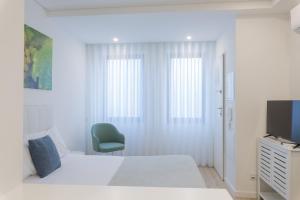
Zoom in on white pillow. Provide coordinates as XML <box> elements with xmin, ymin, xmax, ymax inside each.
<box><xmin>46</xmin><ymin>127</ymin><xmax>70</xmax><ymax>158</ymax></box>
<box><xmin>23</xmin><ymin>127</ymin><xmax>70</xmax><ymax>178</ymax></box>
<box><xmin>23</xmin><ymin>145</ymin><xmax>36</xmax><ymax>178</ymax></box>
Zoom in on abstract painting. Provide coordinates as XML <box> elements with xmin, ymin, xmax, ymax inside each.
<box><xmin>24</xmin><ymin>25</ymin><xmax>52</xmax><ymax>90</ymax></box>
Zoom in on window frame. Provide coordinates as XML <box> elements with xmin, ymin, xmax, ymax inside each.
<box><xmin>167</xmin><ymin>56</ymin><xmax>205</xmax><ymax>122</ymax></box>
<box><xmin>104</xmin><ymin>56</ymin><xmax>144</xmax><ymax>120</ymax></box>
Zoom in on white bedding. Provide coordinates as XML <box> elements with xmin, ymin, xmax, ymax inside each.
<box><xmin>109</xmin><ymin>155</ymin><xmax>206</xmax><ymax>188</ymax></box>
<box><xmin>25</xmin><ymin>154</ymin><xmax>124</xmax><ymax>185</ymax></box>
<box><xmin>25</xmin><ymin>154</ymin><xmax>205</xmax><ymax>188</ymax></box>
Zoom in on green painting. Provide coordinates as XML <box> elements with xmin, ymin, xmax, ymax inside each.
<box><xmin>24</xmin><ymin>25</ymin><xmax>52</xmax><ymax>90</ymax></box>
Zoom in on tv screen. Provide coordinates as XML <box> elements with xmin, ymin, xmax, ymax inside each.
<box><xmin>291</xmin><ymin>101</ymin><xmax>300</xmax><ymax>144</ymax></box>
<box><xmin>267</xmin><ymin>100</ymin><xmax>300</xmax><ymax>144</ymax></box>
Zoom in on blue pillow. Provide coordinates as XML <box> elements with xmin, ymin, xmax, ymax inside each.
<box><xmin>29</xmin><ymin>135</ymin><xmax>61</xmax><ymax>178</ymax></box>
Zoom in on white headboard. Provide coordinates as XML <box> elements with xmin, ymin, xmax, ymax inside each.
<box><xmin>23</xmin><ymin>105</ymin><xmax>53</xmax><ymax>135</ymax></box>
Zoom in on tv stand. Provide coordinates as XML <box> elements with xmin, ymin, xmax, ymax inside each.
<box><xmin>258</xmin><ymin>137</ymin><xmax>300</xmax><ymax>200</ymax></box>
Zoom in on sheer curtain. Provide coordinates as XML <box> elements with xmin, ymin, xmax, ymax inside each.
<box><xmin>86</xmin><ymin>42</ymin><xmax>216</xmax><ymax>166</ymax></box>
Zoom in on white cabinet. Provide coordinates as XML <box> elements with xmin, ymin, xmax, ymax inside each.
<box><xmin>258</xmin><ymin>138</ymin><xmax>300</xmax><ymax>200</ymax></box>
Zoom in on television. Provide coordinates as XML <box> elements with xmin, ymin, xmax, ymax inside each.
<box><xmin>267</xmin><ymin>100</ymin><xmax>300</xmax><ymax>145</ymax></box>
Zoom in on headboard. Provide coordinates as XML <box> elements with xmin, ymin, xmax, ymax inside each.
<box><xmin>23</xmin><ymin>105</ymin><xmax>53</xmax><ymax>135</ymax></box>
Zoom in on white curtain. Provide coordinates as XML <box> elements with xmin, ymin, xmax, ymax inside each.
<box><xmin>86</xmin><ymin>42</ymin><xmax>216</xmax><ymax>166</ymax></box>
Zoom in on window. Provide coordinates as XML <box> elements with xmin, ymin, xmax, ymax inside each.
<box><xmin>169</xmin><ymin>57</ymin><xmax>203</xmax><ymax>119</ymax></box>
<box><xmin>106</xmin><ymin>58</ymin><xmax>142</xmax><ymax>118</ymax></box>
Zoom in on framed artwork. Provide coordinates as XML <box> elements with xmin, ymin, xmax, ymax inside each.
<box><xmin>24</xmin><ymin>25</ymin><xmax>52</xmax><ymax>90</ymax></box>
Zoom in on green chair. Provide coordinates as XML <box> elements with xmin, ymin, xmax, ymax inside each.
<box><xmin>91</xmin><ymin>123</ymin><xmax>125</xmax><ymax>153</ymax></box>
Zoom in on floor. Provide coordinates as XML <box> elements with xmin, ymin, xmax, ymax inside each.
<box><xmin>199</xmin><ymin>167</ymin><xmax>255</xmax><ymax>200</ymax></box>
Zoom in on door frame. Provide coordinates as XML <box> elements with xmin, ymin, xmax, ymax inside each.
<box><xmin>214</xmin><ymin>53</ymin><xmax>226</xmax><ymax>180</ymax></box>
<box><xmin>221</xmin><ymin>53</ymin><xmax>226</xmax><ymax>181</ymax></box>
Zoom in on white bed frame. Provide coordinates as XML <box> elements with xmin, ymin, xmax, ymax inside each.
<box><xmin>24</xmin><ymin>105</ymin><xmax>53</xmax><ymax>135</ymax></box>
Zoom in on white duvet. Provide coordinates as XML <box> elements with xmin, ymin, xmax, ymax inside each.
<box><xmin>25</xmin><ymin>154</ymin><xmax>124</xmax><ymax>185</ymax></box>
<box><xmin>25</xmin><ymin>154</ymin><xmax>206</xmax><ymax>188</ymax></box>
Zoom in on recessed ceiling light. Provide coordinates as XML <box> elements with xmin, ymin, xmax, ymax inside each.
<box><xmin>113</xmin><ymin>37</ymin><xmax>119</xmax><ymax>42</ymax></box>
<box><xmin>186</xmin><ymin>36</ymin><xmax>192</xmax><ymax>40</ymax></box>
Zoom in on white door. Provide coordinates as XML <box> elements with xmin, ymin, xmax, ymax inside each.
<box><xmin>214</xmin><ymin>53</ymin><xmax>225</xmax><ymax>180</ymax></box>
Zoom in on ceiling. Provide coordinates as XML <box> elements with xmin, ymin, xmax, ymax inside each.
<box><xmin>50</xmin><ymin>12</ymin><xmax>235</xmax><ymax>43</ymax></box>
<box><xmin>36</xmin><ymin>0</ymin><xmax>269</xmax><ymax>11</ymax></box>
<box><xmin>34</xmin><ymin>0</ymin><xmax>295</xmax><ymax>16</ymax></box>
<box><xmin>31</xmin><ymin>0</ymin><xmax>300</xmax><ymax>44</ymax></box>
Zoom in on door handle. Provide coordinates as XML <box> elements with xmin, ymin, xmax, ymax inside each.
<box><xmin>217</xmin><ymin>107</ymin><xmax>223</xmax><ymax>116</ymax></box>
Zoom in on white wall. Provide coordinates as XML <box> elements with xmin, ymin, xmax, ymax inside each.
<box><xmin>25</xmin><ymin>0</ymin><xmax>86</xmax><ymax>151</ymax></box>
<box><xmin>216</xmin><ymin>17</ymin><xmax>236</xmax><ymax>193</ymax></box>
<box><xmin>235</xmin><ymin>15</ymin><xmax>291</xmax><ymax>197</ymax></box>
<box><xmin>0</xmin><ymin>0</ymin><xmax>23</xmax><ymax>195</ymax></box>
<box><xmin>290</xmin><ymin>26</ymin><xmax>300</xmax><ymax>98</ymax></box>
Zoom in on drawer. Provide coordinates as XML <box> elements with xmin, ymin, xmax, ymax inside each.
<box><xmin>272</xmin><ymin>175</ymin><xmax>288</xmax><ymax>199</ymax></box>
<box><xmin>259</xmin><ymin>145</ymin><xmax>272</xmax><ymax>183</ymax></box>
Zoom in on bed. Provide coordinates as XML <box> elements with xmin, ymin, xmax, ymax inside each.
<box><xmin>25</xmin><ymin>153</ymin><xmax>206</xmax><ymax>188</ymax></box>
<box><xmin>24</xmin><ymin>105</ymin><xmax>206</xmax><ymax>188</ymax></box>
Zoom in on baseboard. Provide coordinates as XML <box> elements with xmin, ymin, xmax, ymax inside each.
<box><xmin>234</xmin><ymin>190</ymin><xmax>257</xmax><ymax>199</ymax></box>
<box><xmin>224</xmin><ymin>178</ymin><xmax>257</xmax><ymax>199</ymax></box>
<box><xmin>224</xmin><ymin>177</ymin><xmax>235</xmax><ymax>197</ymax></box>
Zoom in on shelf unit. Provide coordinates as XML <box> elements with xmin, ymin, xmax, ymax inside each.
<box><xmin>260</xmin><ymin>192</ymin><xmax>284</xmax><ymax>200</ymax></box>
<box><xmin>258</xmin><ymin>138</ymin><xmax>300</xmax><ymax>200</ymax></box>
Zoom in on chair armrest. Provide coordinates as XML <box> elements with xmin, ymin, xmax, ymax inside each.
<box><xmin>116</xmin><ymin>133</ymin><xmax>125</xmax><ymax>144</ymax></box>
<box><xmin>92</xmin><ymin>134</ymin><xmax>100</xmax><ymax>151</ymax></box>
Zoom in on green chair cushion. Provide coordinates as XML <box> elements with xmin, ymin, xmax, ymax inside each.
<box><xmin>99</xmin><ymin>142</ymin><xmax>125</xmax><ymax>153</ymax></box>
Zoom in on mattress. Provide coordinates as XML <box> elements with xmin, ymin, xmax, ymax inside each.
<box><xmin>109</xmin><ymin>155</ymin><xmax>206</xmax><ymax>188</ymax></box>
<box><xmin>25</xmin><ymin>154</ymin><xmax>206</xmax><ymax>188</ymax></box>
<box><xmin>25</xmin><ymin>154</ymin><xmax>124</xmax><ymax>185</ymax></box>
